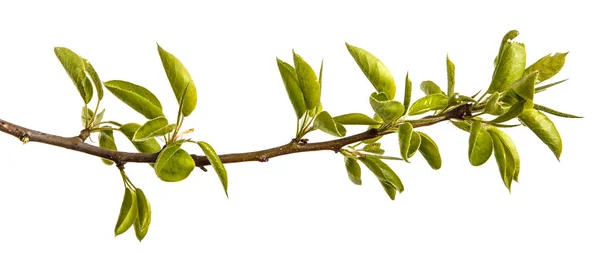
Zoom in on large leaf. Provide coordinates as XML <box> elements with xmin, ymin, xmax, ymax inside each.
<box><xmin>403</xmin><ymin>72</ymin><xmax>412</xmax><ymax>110</ymax></box>
<box><xmin>344</xmin><ymin>157</ymin><xmax>362</xmax><ymax>185</ymax></box>
<box><xmin>114</xmin><ymin>188</ymin><xmax>138</xmax><ymax>236</ymax></box>
<box><xmin>276</xmin><ymin>58</ymin><xmax>306</xmax><ymax>119</ymax></box>
<box><xmin>197</xmin><ymin>141</ymin><xmax>228</xmax><ymax>197</ymax></box>
<box><xmin>134</xmin><ymin>188</ymin><xmax>151</xmax><ymax>241</ymax></box>
<box><xmin>488</xmin><ymin>41</ymin><xmax>526</xmax><ymax>94</ymax></box>
<box><xmin>157</xmin><ymin>44</ymin><xmax>198</xmax><ymax>116</ymax></box>
<box><xmin>133</xmin><ymin>117</ymin><xmax>176</xmax><ymax>142</ymax></box>
<box><xmin>490</xmin><ymin>132</ymin><xmax>512</xmax><ymax>190</ymax></box>
<box><xmin>518</xmin><ymin>109</ymin><xmax>562</xmax><ymax>160</ymax></box>
<box><xmin>119</xmin><ymin>123</ymin><xmax>162</xmax><ymax>154</ymax></box>
<box><xmin>104</xmin><ymin>80</ymin><xmax>164</xmax><ymax>119</ymax></box>
<box><xmin>420</xmin><ymin>80</ymin><xmax>444</xmax><ymax>95</ymax></box>
<box><xmin>416</xmin><ymin>132</ymin><xmax>441</xmax><ymax>170</ymax></box>
<box><xmin>523</xmin><ymin>52</ymin><xmax>568</xmax><ymax>83</ymax></box>
<box><xmin>54</xmin><ymin>47</ymin><xmax>93</xmax><ymax>104</ymax></box>
<box><xmin>155</xmin><ymin>142</ymin><xmax>195</xmax><ymax>182</ymax></box>
<box><xmin>468</xmin><ymin>121</ymin><xmax>493</xmax><ymax>166</ymax></box>
<box><xmin>83</xmin><ymin>59</ymin><xmax>103</xmax><ymax>101</ymax></box>
<box><xmin>369</xmin><ymin>92</ymin><xmax>404</xmax><ymax>123</ymax></box>
<box><xmin>489</xmin><ymin>128</ymin><xmax>520</xmax><ymax>182</ymax></box>
<box><xmin>447</xmin><ymin>55</ymin><xmax>455</xmax><ymax>96</ymax></box>
<box><xmin>292</xmin><ymin>51</ymin><xmax>321</xmax><ymax>110</ymax></box>
<box><xmin>98</xmin><ymin>129</ymin><xmax>117</xmax><ymax>165</ymax></box>
<box><xmin>333</xmin><ymin>113</ymin><xmax>381</xmax><ymax>125</ymax></box>
<box><xmin>408</xmin><ymin>94</ymin><xmax>449</xmax><ymax>115</ymax></box>
<box><xmin>314</xmin><ymin>111</ymin><xmax>346</xmax><ymax>137</ymax></box>
<box><xmin>346</xmin><ymin>43</ymin><xmax>396</xmax><ymax>99</ymax></box>
<box><xmin>494</xmin><ymin>30</ymin><xmax>520</xmax><ymax>67</ymax></box>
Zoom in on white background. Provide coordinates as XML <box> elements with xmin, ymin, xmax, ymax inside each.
<box><xmin>1</xmin><ymin>0</ymin><xmax>599</xmax><ymax>262</ymax></box>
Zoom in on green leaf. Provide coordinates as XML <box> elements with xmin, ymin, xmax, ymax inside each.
<box><xmin>451</xmin><ymin>120</ymin><xmax>472</xmax><ymax>132</ymax></box>
<box><xmin>367</xmin><ymin>157</ymin><xmax>404</xmax><ymax>194</ymax></box>
<box><xmin>518</xmin><ymin>109</ymin><xmax>562</xmax><ymax>160</ymax></box>
<box><xmin>534</xmin><ymin>104</ymin><xmax>582</xmax><ymax>119</ymax></box>
<box><xmin>134</xmin><ymin>188</ymin><xmax>151</xmax><ymax>241</ymax></box>
<box><xmin>379</xmin><ymin>181</ymin><xmax>397</xmax><ymax>200</ymax></box>
<box><xmin>447</xmin><ymin>55</ymin><xmax>455</xmax><ymax>96</ymax></box>
<box><xmin>98</xmin><ymin>129</ymin><xmax>117</xmax><ymax>165</ymax></box>
<box><xmin>119</xmin><ymin>123</ymin><xmax>162</xmax><ymax>154</ymax></box>
<box><xmin>81</xmin><ymin>107</ymin><xmax>94</xmax><ymax>127</ymax></box>
<box><xmin>345</xmin><ymin>43</ymin><xmax>396</xmax><ymax>99</ymax></box>
<box><xmin>104</xmin><ymin>80</ymin><xmax>164</xmax><ymax>119</ymax></box>
<box><xmin>398</xmin><ymin>122</ymin><xmax>413</xmax><ymax>162</ymax></box>
<box><xmin>197</xmin><ymin>141</ymin><xmax>228</xmax><ymax>197</ymax></box>
<box><xmin>484</xmin><ymin>92</ymin><xmax>504</xmax><ymax>115</ymax></box>
<box><xmin>314</xmin><ymin>111</ymin><xmax>347</xmax><ymax>137</ymax></box>
<box><xmin>276</xmin><ymin>58</ymin><xmax>306</xmax><ymax>119</ymax></box>
<box><xmin>416</xmin><ymin>132</ymin><xmax>441</xmax><ymax>170</ymax></box>
<box><xmin>133</xmin><ymin>117</ymin><xmax>176</xmax><ymax>142</ymax></box>
<box><xmin>489</xmin><ymin>132</ymin><xmax>512</xmax><ymax>190</ymax></box>
<box><xmin>333</xmin><ymin>113</ymin><xmax>381</xmax><ymax>125</ymax></box>
<box><xmin>488</xmin><ymin>127</ymin><xmax>520</xmax><ymax>182</ymax></box>
<box><xmin>155</xmin><ymin>142</ymin><xmax>195</xmax><ymax>182</ymax></box>
<box><xmin>293</xmin><ymin>51</ymin><xmax>321</xmax><ymax>110</ymax></box>
<box><xmin>93</xmin><ymin>109</ymin><xmax>105</xmax><ymax>127</ymax></box>
<box><xmin>490</xmin><ymin>100</ymin><xmax>528</xmax><ymax>123</ymax></box>
<box><xmin>494</xmin><ymin>30</ymin><xmax>520</xmax><ymax>67</ymax></box>
<box><xmin>420</xmin><ymin>80</ymin><xmax>444</xmax><ymax>95</ymax></box>
<box><xmin>157</xmin><ymin>44</ymin><xmax>197</xmax><ymax>117</ymax></box>
<box><xmin>344</xmin><ymin>157</ymin><xmax>362</xmax><ymax>185</ymax></box>
<box><xmin>369</xmin><ymin>92</ymin><xmax>404</xmax><ymax>123</ymax></box>
<box><xmin>114</xmin><ymin>188</ymin><xmax>138</xmax><ymax>236</ymax></box>
<box><xmin>468</xmin><ymin>121</ymin><xmax>493</xmax><ymax>166</ymax></box>
<box><xmin>362</xmin><ymin>114</ymin><xmax>383</xmax><ymax>144</ymax></box>
<box><xmin>408</xmin><ymin>94</ymin><xmax>449</xmax><ymax>115</ymax></box>
<box><xmin>54</xmin><ymin>47</ymin><xmax>93</xmax><ymax>104</ymax></box>
<box><xmin>363</xmin><ymin>143</ymin><xmax>384</xmax><ymax>155</ymax></box>
<box><xmin>83</xmin><ymin>59</ymin><xmax>103</xmax><ymax>101</ymax></box>
<box><xmin>510</xmin><ymin>71</ymin><xmax>539</xmax><ymax>101</ymax></box>
<box><xmin>488</xmin><ymin>41</ymin><xmax>526</xmax><ymax>94</ymax></box>
<box><xmin>535</xmin><ymin>79</ymin><xmax>568</xmax><ymax>94</ymax></box>
<box><xmin>319</xmin><ymin>59</ymin><xmax>324</xmax><ymax>88</ymax></box>
<box><xmin>403</xmin><ymin>72</ymin><xmax>412</xmax><ymax>111</ymax></box>
<box><xmin>523</xmin><ymin>52</ymin><xmax>568</xmax><ymax>83</ymax></box>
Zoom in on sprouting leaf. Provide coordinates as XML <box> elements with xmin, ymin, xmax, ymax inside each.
<box><xmin>494</xmin><ymin>30</ymin><xmax>520</xmax><ymax>67</ymax></box>
<box><xmin>420</xmin><ymin>81</ymin><xmax>444</xmax><ymax>95</ymax></box>
<box><xmin>344</xmin><ymin>157</ymin><xmax>362</xmax><ymax>185</ymax></box>
<box><xmin>54</xmin><ymin>47</ymin><xmax>93</xmax><ymax>104</ymax></box>
<box><xmin>314</xmin><ymin>111</ymin><xmax>347</xmax><ymax>137</ymax></box>
<box><xmin>155</xmin><ymin>142</ymin><xmax>195</xmax><ymax>182</ymax></box>
<box><xmin>345</xmin><ymin>43</ymin><xmax>396</xmax><ymax>99</ymax></box>
<box><xmin>535</xmin><ymin>79</ymin><xmax>568</xmax><ymax>94</ymax></box>
<box><xmin>98</xmin><ymin>129</ymin><xmax>117</xmax><ymax>165</ymax></box>
<box><xmin>534</xmin><ymin>104</ymin><xmax>582</xmax><ymax>119</ymax></box>
<box><xmin>510</xmin><ymin>71</ymin><xmax>539</xmax><ymax>101</ymax></box>
<box><xmin>468</xmin><ymin>121</ymin><xmax>493</xmax><ymax>166</ymax></box>
<box><xmin>488</xmin><ymin>127</ymin><xmax>520</xmax><ymax>182</ymax></box>
<box><xmin>416</xmin><ymin>132</ymin><xmax>441</xmax><ymax>170</ymax></box>
<box><xmin>363</xmin><ymin>143</ymin><xmax>384</xmax><ymax>155</ymax></box>
<box><xmin>333</xmin><ymin>113</ymin><xmax>381</xmax><ymax>125</ymax></box>
<box><xmin>369</xmin><ymin>92</ymin><xmax>404</xmax><ymax>123</ymax></box>
<box><xmin>484</xmin><ymin>92</ymin><xmax>504</xmax><ymax>115</ymax></box>
<box><xmin>447</xmin><ymin>55</ymin><xmax>455</xmax><ymax>96</ymax></box>
<box><xmin>319</xmin><ymin>59</ymin><xmax>324</xmax><ymax>88</ymax></box>
<box><xmin>104</xmin><ymin>80</ymin><xmax>164</xmax><ymax>119</ymax></box>
<box><xmin>119</xmin><ymin>123</ymin><xmax>162</xmax><ymax>154</ymax></box>
<box><xmin>487</xmin><ymin>41</ymin><xmax>526</xmax><ymax>94</ymax></box>
<box><xmin>133</xmin><ymin>117</ymin><xmax>176</xmax><ymax>142</ymax></box>
<box><xmin>83</xmin><ymin>59</ymin><xmax>103</xmax><ymax>101</ymax></box>
<box><xmin>518</xmin><ymin>109</ymin><xmax>562</xmax><ymax>160</ymax></box>
<box><xmin>293</xmin><ymin>51</ymin><xmax>321</xmax><ymax>110</ymax></box>
<box><xmin>114</xmin><ymin>188</ymin><xmax>138</xmax><ymax>236</ymax></box>
<box><xmin>360</xmin><ymin>156</ymin><xmax>404</xmax><ymax>198</ymax></box>
<box><xmin>93</xmin><ymin>109</ymin><xmax>105</xmax><ymax>127</ymax></box>
<box><xmin>157</xmin><ymin>44</ymin><xmax>198</xmax><ymax>117</ymax></box>
<box><xmin>134</xmin><ymin>188</ymin><xmax>151</xmax><ymax>241</ymax></box>
<box><xmin>398</xmin><ymin>122</ymin><xmax>413</xmax><ymax>162</ymax></box>
<box><xmin>276</xmin><ymin>58</ymin><xmax>306</xmax><ymax>119</ymax></box>
<box><xmin>81</xmin><ymin>107</ymin><xmax>94</xmax><ymax>127</ymax></box>
<box><xmin>403</xmin><ymin>72</ymin><xmax>412</xmax><ymax>111</ymax></box>
<box><xmin>490</xmin><ymin>100</ymin><xmax>528</xmax><ymax>123</ymax></box>
<box><xmin>408</xmin><ymin>94</ymin><xmax>449</xmax><ymax>115</ymax></box>
<box><xmin>523</xmin><ymin>52</ymin><xmax>568</xmax><ymax>83</ymax></box>
<box><xmin>197</xmin><ymin>141</ymin><xmax>228</xmax><ymax>197</ymax></box>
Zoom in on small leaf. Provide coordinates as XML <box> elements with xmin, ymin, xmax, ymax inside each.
<box><xmin>420</xmin><ymin>80</ymin><xmax>444</xmax><ymax>95</ymax></box>
<box><xmin>447</xmin><ymin>54</ymin><xmax>455</xmax><ymax>96</ymax></box>
<box><xmin>360</xmin><ymin>156</ymin><xmax>404</xmax><ymax>198</ymax></box>
<box><xmin>535</xmin><ymin>79</ymin><xmax>568</xmax><ymax>94</ymax></box>
<box><xmin>363</xmin><ymin>143</ymin><xmax>384</xmax><ymax>155</ymax></box>
<box><xmin>488</xmin><ymin>128</ymin><xmax>520</xmax><ymax>182</ymax></box>
<box><xmin>98</xmin><ymin>129</ymin><xmax>117</xmax><ymax>165</ymax></box>
<box><xmin>490</xmin><ymin>132</ymin><xmax>511</xmax><ymax>190</ymax></box>
<box><xmin>293</xmin><ymin>51</ymin><xmax>321</xmax><ymax>110</ymax></box>
<box><xmin>523</xmin><ymin>52</ymin><xmax>568</xmax><ymax>83</ymax></box>
<box><xmin>83</xmin><ymin>59</ymin><xmax>103</xmax><ymax>101</ymax></box>
<box><xmin>104</xmin><ymin>80</ymin><xmax>164</xmax><ymax>119</ymax></box>
<box><xmin>157</xmin><ymin>44</ymin><xmax>198</xmax><ymax>116</ymax></box>
<box><xmin>379</xmin><ymin>181</ymin><xmax>397</xmax><ymax>200</ymax></box>
<box><xmin>510</xmin><ymin>71</ymin><xmax>539</xmax><ymax>101</ymax></box>
<box><xmin>276</xmin><ymin>58</ymin><xmax>306</xmax><ymax>119</ymax></box>
<box><xmin>134</xmin><ymin>188</ymin><xmax>151</xmax><ymax>241</ymax></box>
<box><xmin>81</xmin><ymin>107</ymin><xmax>94</xmax><ymax>127</ymax></box>
<box><xmin>314</xmin><ymin>111</ymin><xmax>347</xmax><ymax>137</ymax></box>
<box><xmin>490</xmin><ymin>100</ymin><xmax>528</xmax><ymax>123</ymax></box>
<box><xmin>408</xmin><ymin>94</ymin><xmax>449</xmax><ymax>115</ymax></box>
<box><xmin>114</xmin><ymin>188</ymin><xmax>138</xmax><ymax>236</ymax></box>
<box><xmin>518</xmin><ymin>109</ymin><xmax>562</xmax><ymax>160</ymax></box>
<box><xmin>468</xmin><ymin>121</ymin><xmax>493</xmax><ymax>166</ymax></box>
<box><xmin>155</xmin><ymin>142</ymin><xmax>195</xmax><ymax>182</ymax></box>
<box><xmin>534</xmin><ymin>104</ymin><xmax>582</xmax><ymax>119</ymax></box>
<box><xmin>133</xmin><ymin>117</ymin><xmax>176</xmax><ymax>142</ymax></box>
<box><xmin>416</xmin><ymin>132</ymin><xmax>441</xmax><ymax>170</ymax></box>
<box><xmin>120</xmin><ymin>123</ymin><xmax>162</xmax><ymax>154</ymax></box>
<box><xmin>54</xmin><ymin>47</ymin><xmax>93</xmax><ymax>104</ymax></box>
<box><xmin>488</xmin><ymin>41</ymin><xmax>526</xmax><ymax>94</ymax></box>
<box><xmin>408</xmin><ymin>131</ymin><xmax>421</xmax><ymax>158</ymax></box>
<box><xmin>369</xmin><ymin>92</ymin><xmax>404</xmax><ymax>123</ymax></box>
<box><xmin>344</xmin><ymin>157</ymin><xmax>362</xmax><ymax>185</ymax></box>
<box><xmin>346</xmin><ymin>43</ymin><xmax>396</xmax><ymax>99</ymax></box>
<box><xmin>198</xmin><ymin>141</ymin><xmax>228</xmax><ymax>197</ymax></box>
<box><xmin>333</xmin><ymin>113</ymin><xmax>381</xmax><ymax>125</ymax></box>
<box><xmin>451</xmin><ymin>120</ymin><xmax>472</xmax><ymax>132</ymax></box>
<box><xmin>403</xmin><ymin>72</ymin><xmax>412</xmax><ymax>111</ymax></box>
<box><xmin>93</xmin><ymin>109</ymin><xmax>105</xmax><ymax>127</ymax></box>
<box><xmin>398</xmin><ymin>122</ymin><xmax>413</xmax><ymax>162</ymax></box>
<box><xmin>484</xmin><ymin>92</ymin><xmax>504</xmax><ymax>115</ymax></box>
<box><xmin>362</xmin><ymin>114</ymin><xmax>383</xmax><ymax>144</ymax></box>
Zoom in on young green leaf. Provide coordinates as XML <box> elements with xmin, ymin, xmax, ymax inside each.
<box><xmin>447</xmin><ymin>55</ymin><xmax>455</xmax><ymax>96</ymax></box>
<box><xmin>360</xmin><ymin>156</ymin><xmax>404</xmax><ymax>198</ymax></box>
<box><xmin>83</xmin><ymin>59</ymin><xmax>103</xmax><ymax>101</ymax></box>
<box><xmin>416</xmin><ymin>132</ymin><xmax>442</xmax><ymax>170</ymax></box>
<box><xmin>314</xmin><ymin>111</ymin><xmax>347</xmax><ymax>137</ymax></box>
<box><xmin>523</xmin><ymin>52</ymin><xmax>568</xmax><ymax>83</ymax></box>
<box><xmin>490</xmin><ymin>100</ymin><xmax>528</xmax><ymax>123</ymax></box>
<box><xmin>157</xmin><ymin>44</ymin><xmax>197</xmax><ymax>116</ymax></box>
<box><xmin>114</xmin><ymin>188</ymin><xmax>138</xmax><ymax>236</ymax></box>
<box><xmin>451</xmin><ymin>120</ymin><xmax>472</xmax><ymax>132</ymax></box>
<box><xmin>293</xmin><ymin>51</ymin><xmax>321</xmax><ymax>110</ymax></box>
<box><xmin>133</xmin><ymin>117</ymin><xmax>176</xmax><ymax>142</ymax></box>
<box><xmin>104</xmin><ymin>80</ymin><xmax>164</xmax><ymax>119</ymax></box>
<box><xmin>98</xmin><ymin>129</ymin><xmax>117</xmax><ymax>165</ymax></box>
<box><xmin>403</xmin><ymin>72</ymin><xmax>412</xmax><ymax>111</ymax></box>
<box><xmin>333</xmin><ymin>113</ymin><xmax>381</xmax><ymax>125</ymax></box>
<box><xmin>398</xmin><ymin>122</ymin><xmax>413</xmax><ymax>162</ymax></box>
<box><xmin>535</xmin><ymin>79</ymin><xmax>568</xmax><ymax>94</ymax></box>
<box><xmin>420</xmin><ymin>80</ymin><xmax>444</xmax><ymax>95</ymax></box>
<box><xmin>494</xmin><ymin>30</ymin><xmax>520</xmax><ymax>67</ymax></box>
<box><xmin>54</xmin><ymin>47</ymin><xmax>93</xmax><ymax>104</ymax></box>
<box><xmin>534</xmin><ymin>104</ymin><xmax>582</xmax><ymax>119</ymax></box>
<box><xmin>155</xmin><ymin>142</ymin><xmax>195</xmax><ymax>182</ymax></box>
<box><xmin>518</xmin><ymin>109</ymin><xmax>562</xmax><ymax>160</ymax></box>
<box><xmin>363</xmin><ymin>143</ymin><xmax>384</xmax><ymax>155</ymax></box>
<box><xmin>276</xmin><ymin>58</ymin><xmax>306</xmax><ymax>119</ymax></box>
<box><xmin>369</xmin><ymin>92</ymin><xmax>404</xmax><ymax>123</ymax></box>
<box><xmin>344</xmin><ymin>157</ymin><xmax>362</xmax><ymax>185</ymax></box>
<box><xmin>81</xmin><ymin>107</ymin><xmax>94</xmax><ymax>127</ymax></box>
<box><xmin>134</xmin><ymin>188</ymin><xmax>151</xmax><ymax>242</ymax></box>
<box><xmin>488</xmin><ymin>127</ymin><xmax>520</xmax><ymax>182</ymax></box>
<box><xmin>489</xmin><ymin>132</ymin><xmax>511</xmax><ymax>190</ymax></box>
<box><xmin>362</xmin><ymin>114</ymin><xmax>384</xmax><ymax>144</ymax></box>
<box><xmin>408</xmin><ymin>94</ymin><xmax>449</xmax><ymax>115</ymax></box>
<box><xmin>379</xmin><ymin>181</ymin><xmax>397</xmax><ymax>200</ymax></box>
<box><xmin>197</xmin><ymin>141</ymin><xmax>228</xmax><ymax>197</ymax></box>
<box><xmin>408</xmin><ymin>131</ymin><xmax>421</xmax><ymax>158</ymax></box>
<box><xmin>468</xmin><ymin>121</ymin><xmax>493</xmax><ymax>166</ymax></box>
<box><xmin>119</xmin><ymin>123</ymin><xmax>162</xmax><ymax>154</ymax></box>
<box><xmin>345</xmin><ymin>43</ymin><xmax>396</xmax><ymax>99</ymax></box>
<box><xmin>484</xmin><ymin>92</ymin><xmax>504</xmax><ymax>115</ymax></box>
<box><xmin>93</xmin><ymin>109</ymin><xmax>105</xmax><ymax>127</ymax></box>
<box><xmin>510</xmin><ymin>71</ymin><xmax>539</xmax><ymax>101</ymax></box>
<box><xmin>487</xmin><ymin>41</ymin><xmax>526</xmax><ymax>94</ymax></box>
